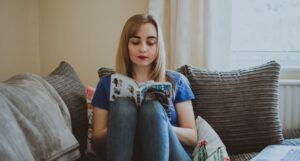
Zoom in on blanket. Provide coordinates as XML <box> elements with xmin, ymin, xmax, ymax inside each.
<box><xmin>0</xmin><ymin>73</ymin><xmax>80</xmax><ymax>161</ymax></box>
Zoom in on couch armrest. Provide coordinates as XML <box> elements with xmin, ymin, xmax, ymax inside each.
<box><xmin>283</xmin><ymin>128</ymin><xmax>300</xmax><ymax>139</ymax></box>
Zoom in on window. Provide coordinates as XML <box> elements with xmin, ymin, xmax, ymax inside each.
<box><xmin>230</xmin><ymin>0</ymin><xmax>300</xmax><ymax>70</ymax></box>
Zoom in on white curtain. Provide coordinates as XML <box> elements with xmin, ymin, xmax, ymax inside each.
<box><xmin>149</xmin><ymin>0</ymin><xmax>232</xmax><ymax>70</ymax></box>
<box><xmin>149</xmin><ymin>0</ymin><xmax>207</xmax><ymax>69</ymax></box>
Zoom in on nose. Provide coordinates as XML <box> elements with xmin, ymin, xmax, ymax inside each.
<box><xmin>139</xmin><ymin>42</ymin><xmax>148</xmax><ymax>53</ymax></box>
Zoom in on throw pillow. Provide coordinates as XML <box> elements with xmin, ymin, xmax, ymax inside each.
<box><xmin>192</xmin><ymin>116</ymin><xmax>229</xmax><ymax>161</ymax></box>
<box><xmin>177</xmin><ymin>61</ymin><xmax>284</xmax><ymax>155</ymax></box>
<box><xmin>46</xmin><ymin>61</ymin><xmax>88</xmax><ymax>156</ymax></box>
<box><xmin>0</xmin><ymin>73</ymin><xmax>80</xmax><ymax>161</ymax></box>
<box><xmin>85</xmin><ymin>86</ymin><xmax>96</xmax><ymax>153</ymax></box>
<box><xmin>97</xmin><ymin>67</ymin><xmax>115</xmax><ymax>78</ymax></box>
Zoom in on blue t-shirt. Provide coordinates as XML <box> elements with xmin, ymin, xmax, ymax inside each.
<box><xmin>91</xmin><ymin>70</ymin><xmax>195</xmax><ymax>126</ymax></box>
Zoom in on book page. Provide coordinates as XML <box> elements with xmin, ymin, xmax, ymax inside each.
<box><xmin>109</xmin><ymin>73</ymin><xmax>138</xmax><ymax>102</ymax></box>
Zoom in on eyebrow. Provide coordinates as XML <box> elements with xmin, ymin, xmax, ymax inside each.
<box><xmin>131</xmin><ymin>36</ymin><xmax>157</xmax><ymax>39</ymax></box>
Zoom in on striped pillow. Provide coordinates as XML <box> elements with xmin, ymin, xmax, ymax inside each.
<box><xmin>97</xmin><ymin>67</ymin><xmax>115</xmax><ymax>78</ymax></box>
<box><xmin>176</xmin><ymin>61</ymin><xmax>283</xmax><ymax>155</ymax></box>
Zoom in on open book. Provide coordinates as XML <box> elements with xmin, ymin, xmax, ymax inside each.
<box><xmin>109</xmin><ymin>73</ymin><xmax>172</xmax><ymax>107</ymax></box>
<box><xmin>250</xmin><ymin>145</ymin><xmax>300</xmax><ymax>161</ymax></box>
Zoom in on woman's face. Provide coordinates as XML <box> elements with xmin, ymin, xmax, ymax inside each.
<box><xmin>128</xmin><ymin>23</ymin><xmax>158</xmax><ymax>69</ymax></box>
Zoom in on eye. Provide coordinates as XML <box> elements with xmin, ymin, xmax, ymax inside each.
<box><xmin>147</xmin><ymin>38</ymin><xmax>157</xmax><ymax>46</ymax></box>
<box><xmin>129</xmin><ymin>38</ymin><xmax>140</xmax><ymax>45</ymax></box>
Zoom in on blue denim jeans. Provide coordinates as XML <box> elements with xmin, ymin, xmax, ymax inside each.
<box><xmin>106</xmin><ymin>97</ymin><xmax>191</xmax><ymax>161</ymax></box>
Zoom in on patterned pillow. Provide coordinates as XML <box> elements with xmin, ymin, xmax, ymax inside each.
<box><xmin>193</xmin><ymin>116</ymin><xmax>229</xmax><ymax>161</ymax></box>
<box><xmin>46</xmin><ymin>61</ymin><xmax>88</xmax><ymax>156</ymax></box>
<box><xmin>176</xmin><ymin>61</ymin><xmax>284</xmax><ymax>155</ymax></box>
<box><xmin>85</xmin><ymin>86</ymin><xmax>96</xmax><ymax>153</ymax></box>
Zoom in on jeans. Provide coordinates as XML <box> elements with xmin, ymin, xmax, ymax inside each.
<box><xmin>106</xmin><ymin>97</ymin><xmax>192</xmax><ymax>161</ymax></box>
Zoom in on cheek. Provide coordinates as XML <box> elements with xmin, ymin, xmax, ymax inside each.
<box><xmin>128</xmin><ymin>44</ymin><xmax>137</xmax><ymax>56</ymax></box>
<box><xmin>128</xmin><ymin>45</ymin><xmax>137</xmax><ymax>62</ymax></box>
<box><xmin>150</xmin><ymin>47</ymin><xmax>158</xmax><ymax>58</ymax></box>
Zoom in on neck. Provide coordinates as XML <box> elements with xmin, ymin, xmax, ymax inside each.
<box><xmin>132</xmin><ymin>66</ymin><xmax>152</xmax><ymax>83</ymax></box>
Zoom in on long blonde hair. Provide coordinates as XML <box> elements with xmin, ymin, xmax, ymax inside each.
<box><xmin>115</xmin><ymin>14</ymin><xmax>166</xmax><ymax>82</ymax></box>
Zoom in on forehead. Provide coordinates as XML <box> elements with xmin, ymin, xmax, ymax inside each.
<box><xmin>135</xmin><ymin>23</ymin><xmax>157</xmax><ymax>37</ymax></box>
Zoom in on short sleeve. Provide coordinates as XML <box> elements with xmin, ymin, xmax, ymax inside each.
<box><xmin>91</xmin><ymin>76</ymin><xmax>110</xmax><ymax>110</ymax></box>
<box><xmin>174</xmin><ymin>74</ymin><xmax>195</xmax><ymax>103</ymax></box>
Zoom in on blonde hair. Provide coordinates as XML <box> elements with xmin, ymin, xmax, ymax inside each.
<box><xmin>115</xmin><ymin>14</ymin><xmax>166</xmax><ymax>82</ymax></box>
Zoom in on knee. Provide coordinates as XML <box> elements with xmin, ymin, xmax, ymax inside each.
<box><xmin>110</xmin><ymin>97</ymin><xmax>137</xmax><ymax>119</ymax></box>
<box><xmin>139</xmin><ymin>100</ymin><xmax>167</xmax><ymax>122</ymax></box>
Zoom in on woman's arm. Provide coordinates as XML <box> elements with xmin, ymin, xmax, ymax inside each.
<box><xmin>173</xmin><ymin>100</ymin><xmax>197</xmax><ymax>147</ymax></box>
<box><xmin>92</xmin><ymin>107</ymin><xmax>108</xmax><ymax>145</ymax></box>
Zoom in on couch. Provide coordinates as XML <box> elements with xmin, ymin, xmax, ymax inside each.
<box><xmin>1</xmin><ymin>61</ymin><xmax>299</xmax><ymax>161</ymax></box>
<box><xmin>96</xmin><ymin>61</ymin><xmax>300</xmax><ymax>161</ymax></box>
<box><xmin>175</xmin><ymin>61</ymin><xmax>300</xmax><ymax>160</ymax></box>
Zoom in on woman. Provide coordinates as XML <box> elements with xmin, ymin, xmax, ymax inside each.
<box><xmin>92</xmin><ymin>14</ymin><xmax>197</xmax><ymax>161</ymax></box>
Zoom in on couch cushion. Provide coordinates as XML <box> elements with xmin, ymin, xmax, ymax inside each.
<box><xmin>176</xmin><ymin>61</ymin><xmax>284</xmax><ymax>155</ymax></box>
<box><xmin>283</xmin><ymin>128</ymin><xmax>300</xmax><ymax>139</ymax></box>
<box><xmin>46</xmin><ymin>61</ymin><xmax>88</xmax><ymax>156</ymax></box>
<box><xmin>97</xmin><ymin>67</ymin><xmax>115</xmax><ymax>78</ymax></box>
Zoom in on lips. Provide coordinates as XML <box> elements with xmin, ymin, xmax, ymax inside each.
<box><xmin>138</xmin><ymin>56</ymin><xmax>148</xmax><ymax>60</ymax></box>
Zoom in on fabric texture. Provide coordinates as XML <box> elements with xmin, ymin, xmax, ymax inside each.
<box><xmin>46</xmin><ymin>61</ymin><xmax>88</xmax><ymax>155</ymax></box>
<box><xmin>97</xmin><ymin>67</ymin><xmax>115</xmax><ymax>78</ymax></box>
<box><xmin>176</xmin><ymin>61</ymin><xmax>284</xmax><ymax>155</ymax></box>
<box><xmin>0</xmin><ymin>73</ymin><xmax>80</xmax><ymax>161</ymax></box>
<box><xmin>230</xmin><ymin>152</ymin><xmax>258</xmax><ymax>161</ymax></box>
<box><xmin>192</xmin><ymin>116</ymin><xmax>229</xmax><ymax>161</ymax></box>
<box><xmin>283</xmin><ymin>128</ymin><xmax>300</xmax><ymax>139</ymax></box>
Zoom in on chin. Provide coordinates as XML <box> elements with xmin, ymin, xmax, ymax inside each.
<box><xmin>133</xmin><ymin>61</ymin><xmax>152</xmax><ymax>67</ymax></box>
<box><xmin>138</xmin><ymin>64</ymin><xmax>151</xmax><ymax>68</ymax></box>
<box><xmin>134</xmin><ymin>63</ymin><xmax>152</xmax><ymax>68</ymax></box>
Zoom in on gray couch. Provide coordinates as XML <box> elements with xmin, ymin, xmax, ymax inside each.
<box><xmin>176</xmin><ymin>61</ymin><xmax>300</xmax><ymax>160</ymax></box>
<box><xmin>96</xmin><ymin>61</ymin><xmax>300</xmax><ymax>161</ymax></box>
<box><xmin>1</xmin><ymin>61</ymin><xmax>299</xmax><ymax>161</ymax></box>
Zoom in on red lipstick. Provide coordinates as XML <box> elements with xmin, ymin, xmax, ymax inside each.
<box><xmin>138</xmin><ymin>56</ymin><xmax>147</xmax><ymax>60</ymax></box>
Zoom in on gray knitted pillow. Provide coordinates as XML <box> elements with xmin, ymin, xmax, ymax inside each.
<box><xmin>46</xmin><ymin>61</ymin><xmax>88</xmax><ymax>156</ymax></box>
<box><xmin>176</xmin><ymin>61</ymin><xmax>283</xmax><ymax>155</ymax></box>
<box><xmin>97</xmin><ymin>67</ymin><xmax>115</xmax><ymax>78</ymax></box>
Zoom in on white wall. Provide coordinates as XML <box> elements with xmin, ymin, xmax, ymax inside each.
<box><xmin>0</xmin><ymin>0</ymin><xmax>40</xmax><ymax>81</ymax></box>
<box><xmin>39</xmin><ymin>0</ymin><xmax>148</xmax><ymax>86</ymax></box>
